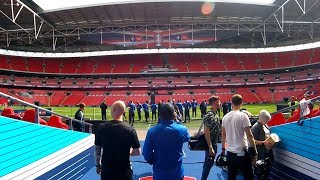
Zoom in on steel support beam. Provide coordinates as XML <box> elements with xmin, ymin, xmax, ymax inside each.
<box><xmin>0</xmin><ymin>23</ymin><xmax>318</xmax><ymax>41</ymax></box>
<box><xmin>273</xmin><ymin>6</ymin><xmax>284</xmax><ymax>32</ymax></box>
<box><xmin>16</xmin><ymin>0</ymin><xmax>54</xmax><ymax>29</ymax></box>
<box><xmin>264</xmin><ymin>0</ymin><xmax>290</xmax><ymax>23</ymax></box>
<box><xmin>294</xmin><ymin>0</ymin><xmax>306</xmax><ymax>14</ymax></box>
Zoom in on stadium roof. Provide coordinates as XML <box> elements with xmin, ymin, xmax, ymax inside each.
<box><xmin>1</xmin><ymin>0</ymin><xmax>320</xmax><ymax>53</ymax></box>
<box><xmin>33</xmin><ymin>0</ymin><xmax>276</xmax><ymax>12</ymax></box>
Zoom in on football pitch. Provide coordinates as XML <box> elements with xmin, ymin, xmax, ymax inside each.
<box><xmin>10</xmin><ymin>103</ymin><xmax>278</xmax><ymax>129</ymax></box>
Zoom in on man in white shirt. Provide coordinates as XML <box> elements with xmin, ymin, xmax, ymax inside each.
<box><xmin>221</xmin><ymin>94</ymin><xmax>257</xmax><ymax>180</ymax></box>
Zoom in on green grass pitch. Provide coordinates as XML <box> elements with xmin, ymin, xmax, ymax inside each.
<box><xmin>7</xmin><ymin>103</ymin><xmax>278</xmax><ymax>129</ymax></box>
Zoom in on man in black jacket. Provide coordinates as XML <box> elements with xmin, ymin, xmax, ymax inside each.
<box><xmin>74</xmin><ymin>103</ymin><xmax>85</xmax><ymax>132</ymax></box>
<box><xmin>100</xmin><ymin>101</ymin><xmax>108</xmax><ymax>120</ymax></box>
<box><xmin>200</xmin><ymin>99</ymin><xmax>207</xmax><ymax>118</ymax></box>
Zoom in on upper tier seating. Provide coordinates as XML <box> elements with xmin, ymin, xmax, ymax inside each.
<box><xmin>1</xmin><ymin>48</ymin><xmax>320</xmax><ymax>74</ymax></box>
<box><xmin>1</xmin><ymin>68</ymin><xmax>317</xmax><ymax>88</ymax></box>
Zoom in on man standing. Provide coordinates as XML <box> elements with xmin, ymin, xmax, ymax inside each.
<box><xmin>177</xmin><ymin>100</ymin><xmax>184</xmax><ymax>119</ymax></box>
<box><xmin>221</xmin><ymin>94</ymin><xmax>258</xmax><ymax>180</ymax></box>
<box><xmin>172</xmin><ymin>99</ymin><xmax>176</xmax><ymax>105</ymax></box>
<box><xmin>226</xmin><ymin>100</ymin><xmax>232</xmax><ymax>112</ymax></box>
<box><xmin>200</xmin><ymin>99</ymin><xmax>207</xmax><ymax>118</ymax></box>
<box><xmin>74</xmin><ymin>103</ymin><xmax>85</xmax><ymax>132</ymax></box>
<box><xmin>142</xmin><ymin>100</ymin><xmax>150</xmax><ymax>122</ymax></box>
<box><xmin>191</xmin><ymin>99</ymin><xmax>198</xmax><ymax>119</ymax></box>
<box><xmin>136</xmin><ymin>101</ymin><xmax>142</xmax><ymax>121</ymax></box>
<box><xmin>100</xmin><ymin>101</ymin><xmax>108</xmax><ymax>120</ymax></box>
<box><xmin>157</xmin><ymin>100</ymin><xmax>163</xmax><ymax>119</ymax></box>
<box><xmin>128</xmin><ymin>101</ymin><xmax>136</xmax><ymax>126</ymax></box>
<box><xmin>288</xmin><ymin>96</ymin><xmax>297</xmax><ymax>115</ymax></box>
<box><xmin>201</xmin><ymin>96</ymin><xmax>221</xmax><ymax>180</ymax></box>
<box><xmin>222</xmin><ymin>101</ymin><xmax>228</xmax><ymax>116</ymax></box>
<box><xmin>151</xmin><ymin>102</ymin><xmax>158</xmax><ymax>121</ymax></box>
<box><xmin>95</xmin><ymin>101</ymin><xmax>141</xmax><ymax>180</ymax></box>
<box><xmin>143</xmin><ymin>103</ymin><xmax>190</xmax><ymax>180</ymax></box>
<box><xmin>183</xmin><ymin>100</ymin><xmax>191</xmax><ymax>123</ymax></box>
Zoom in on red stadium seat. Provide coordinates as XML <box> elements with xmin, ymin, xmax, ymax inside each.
<box><xmin>48</xmin><ymin>115</ymin><xmax>69</xmax><ymax>129</ymax></box>
<box><xmin>1</xmin><ymin>107</ymin><xmax>22</xmax><ymax>120</ymax></box>
<box><xmin>268</xmin><ymin>113</ymin><xmax>286</xmax><ymax>126</ymax></box>
<box><xmin>22</xmin><ymin>109</ymin><xmax>47</xmax><ymax>125</ymax></box>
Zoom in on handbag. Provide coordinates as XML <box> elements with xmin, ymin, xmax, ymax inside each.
<box><xmin>188</xmin><ymin>121</ymin><xmax>208</xmax><ymax>151</ymax></box>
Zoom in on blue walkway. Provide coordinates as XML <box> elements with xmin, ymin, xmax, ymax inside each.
<box><xmin>81</xmin><ymin>142</ymin><xmax>233</xmax><ymax>180</ymax></box>
<box><xmin>0</xmin><ymin>116</ymin><xmax>90</xmax><ymax>177</ymax></box>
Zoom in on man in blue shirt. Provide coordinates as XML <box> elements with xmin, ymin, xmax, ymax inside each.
<box><xmin>183</xmin><ymin>100</ymin><xmax>191</xmax><ymax>123</ymax></box>
<box><xmin>177</xmin><ymin>100</ymin><xmax>184</xmax><ymax>118</ymax></box>
<box><xmin>227</xmin><ymin>100</ymin><xmax>232</xmax><ymax>112</ymax></box>
<box><xmin>143</xmin><ymin>103</ymin><xmax>190</xmax><ymax>180</ymax></box>
<box><xmin>136</xmin><ymin>101</ymin><xmax>142</xmax><ymax>121</ymax></box>
<box><xmin>128</xmin><ymin>101</ymin><xmax>136</xmax><ymax>126</ymax></box>
<box><xmin>142</xmin><ymin>100</ymin><xmax>150</xmax><ymax>122</ymax></box>
<box><xmin>151</xmin><ymin>102</ymin><xmax>158</xmax><ymax>121</ymax></box>
<box><xmin>191</xmin><ymin>99</ymin><xmax>198</xmax><ymax>119</ymax></box>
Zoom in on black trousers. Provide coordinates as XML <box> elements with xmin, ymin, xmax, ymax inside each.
<box><xmin>144</xmin><ymin>111</ymin><xmax>149</xmax><ymax>122</ymax></box>
<box><xmin>101</xmin><ymin>111</ymin><xmax>107</xmax><ymax>120</ymax></box>
<box><xmin>201</xmin><ymin>109</ymin><xmax>207</xmax><ymax>118</ymax></box>
<box><xmin>137</xmin><ymin>111</ymin><xmax>141</xmax><ymax>121</ymax></box>
<box><xmin>227</xmin><ymin>152</ymin><xmax>254</xmax><ymax>180</ymax></box>
<box><xmin>192</xmin><ymin>108</ymin><xmax>197</xmax><ymax>118</ymax></box>
<box><xmin>129</xmin><ymin>112</ymin><xmax>135</xmax><ymax>125</ymax></box>
<box><xmin>152</xmin><ymin>111</ymin><xmax>157</xmax><ymax>120</ymax></box>
<box><xmin>101</xmin><ymin>168</ymin><xmax>132</xmax><ymax>180</ymax></box>
<box><xmin>184</xmin><ymin>109</ymin><xmax>190</xmax><ymax>122</ymax></box>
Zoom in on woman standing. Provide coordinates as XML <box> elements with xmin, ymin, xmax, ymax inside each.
<box><xmin>252</xmin><ymin>110</ymin><xmax>274</xmax><ymax>179</ymax></box>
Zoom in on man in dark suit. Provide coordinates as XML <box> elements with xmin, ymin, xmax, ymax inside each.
<box><xmin>100</xmin><ymin>101</ymin><xmax>108</xmax><ymax>120</ymax></box>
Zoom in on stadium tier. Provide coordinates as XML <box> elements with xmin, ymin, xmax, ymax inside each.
<box><xmin>0</xmin><ymin>81</ymin><xmax>318</xmax><ymax>106</ymax></box>
<box><xmin>1</xmin><ymin>49</ymin><xmax>320</xmax><ymax>74</ymax></box>
<box><xmin>1</xmin><ymin>68</ymin><xmax>320</xmax><ymax>86</ymax></box>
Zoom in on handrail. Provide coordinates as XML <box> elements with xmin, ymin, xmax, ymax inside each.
<box><xmin>270</xmin><ymin>96</ymin><xmax>320</xmax><ymax>117</ymax></box>
<box><xmin>0</xmin><ymin>92</ymin><xmax>93</xmax><ymax>133</ymax></box>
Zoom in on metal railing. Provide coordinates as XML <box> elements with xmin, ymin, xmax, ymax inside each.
<box><xmin>0</xmin><ymin>92</ymin><xmax>93</xmax><ymax>133</ymax></box>
<box><xmin>270</xmin><ymin>96</ymin><xmax>320</xmax><ymax>120</ymax></box>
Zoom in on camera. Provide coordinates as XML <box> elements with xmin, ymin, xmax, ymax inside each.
<box><xmin>255</xmin><ymin>157</ymin><xmax>272</xmax><ymax>180</ymax></box>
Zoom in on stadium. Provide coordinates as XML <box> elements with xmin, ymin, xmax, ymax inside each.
<box><xmin>0</xmin><ymin>0</ymin><xmax>320</xmax><ymax>179</ymax></box>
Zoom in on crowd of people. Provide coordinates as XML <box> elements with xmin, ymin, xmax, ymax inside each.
<box><xmin>98</xmin><ymin>98</ymin><xmax>236</xmax><ymax>126</ymax></box>
<box><xmin>94</xmin><ymin>94</ymin><xmax>276</xmax><ymax>180</ymax></box>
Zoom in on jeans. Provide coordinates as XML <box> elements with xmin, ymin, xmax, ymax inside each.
<box><xmin>201</xmin><ymin>146</ymin><xmax>217</xmax><ymax>180</ymax></box>
<box><xmin>227</xmin><ymin>151</ymin><xmax>254</xmax><ymax>180</ymax></box>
